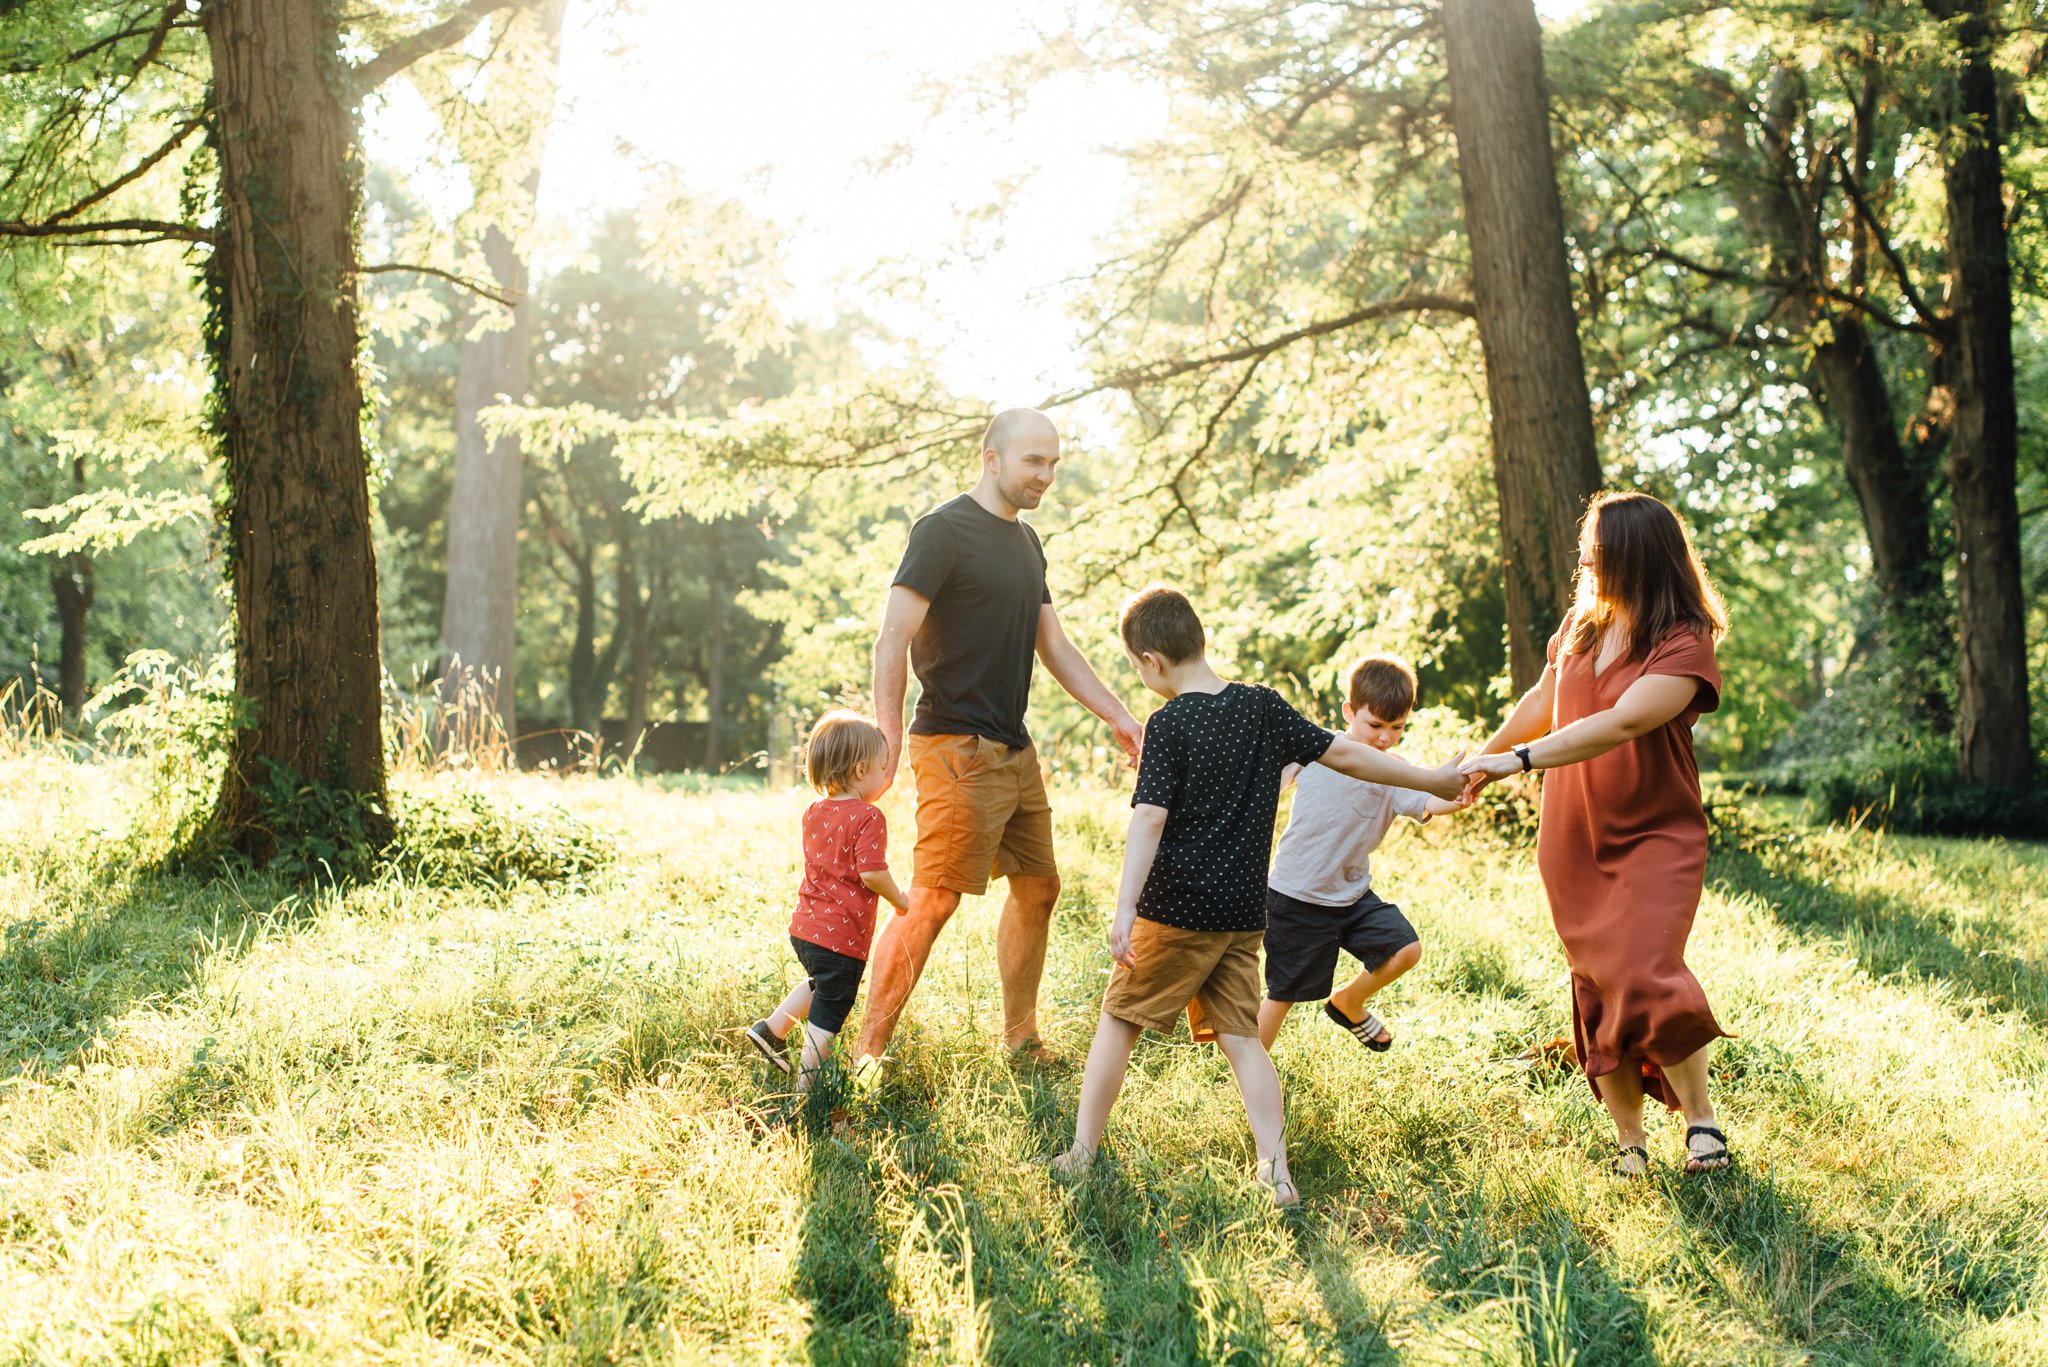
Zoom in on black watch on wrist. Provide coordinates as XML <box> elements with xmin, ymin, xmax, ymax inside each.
<box><xmin>1513</xmin><ymin>743</ymin><xmax>1534</xmax><ymax>773</ymax></box>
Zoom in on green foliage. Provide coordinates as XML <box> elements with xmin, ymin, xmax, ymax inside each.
<box><xmin>85</xmin><ymin>650</ymin><xmax>612</xmax><ymax>887</ymax></box>
<box><xmin>386</xmin><ymin>785</ymin><xmax>614</xmax><ymax>890</ymax></box>
<box><xmin>87</xmin><ymin>649</ymin><xmax>242</xmax><ymax>854</ymax></box>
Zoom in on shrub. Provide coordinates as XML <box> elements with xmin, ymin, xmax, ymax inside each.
<box><xmin>387</xmin><ymin>786</ymin><xmax>614</xmax><ymax>890</ymax></box>
<box><xmin>1808</xmin><ymin>756</ymin><xmax>2048</xmax><ymax>840</ymax></box>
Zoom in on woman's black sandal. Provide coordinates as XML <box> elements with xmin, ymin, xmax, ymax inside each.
<box><xmin>1613</xmin><ymin>1145</ymin><xmax>1650</xmax><ymax>1179</ymax></box>
<box><xmin>1684</xmin><ymin>1124</ymin><xmax>1730</xmax><ymax>1173</ymax></box>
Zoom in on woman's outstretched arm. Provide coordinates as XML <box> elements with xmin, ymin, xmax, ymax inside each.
<box><xmin>1464</xmin><ymin>673</ymin><xmax>1698</xmax><ymax>778</ymax></box>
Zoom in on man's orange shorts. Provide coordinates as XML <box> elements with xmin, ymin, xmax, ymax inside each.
<box><xmin>905</xmin><ymin>732</ymin><xmax>1058</xmax><ymax>896</ymax></box>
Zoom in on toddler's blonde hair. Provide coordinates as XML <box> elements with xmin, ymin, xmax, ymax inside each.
<box><xmin>804</xmin><ymin>710</ymin><xmax>888</xmax><ymax>795</ymax></box>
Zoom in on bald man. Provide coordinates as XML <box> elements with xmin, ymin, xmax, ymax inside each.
<box><xmin>857</xmin><ymin>408</ymin><xmax>1143</xmax><ymax>1066</ymax></box>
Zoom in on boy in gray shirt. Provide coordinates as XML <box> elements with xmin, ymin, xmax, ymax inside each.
<box><xmin>1259</xmin><ymin>655</ymin><xmax>1471</xmax><ymax>1052</ymax></box>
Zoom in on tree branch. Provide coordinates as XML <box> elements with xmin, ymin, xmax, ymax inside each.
<box><xmin>1050</xmin><ymin>289</ymin><xmax>1475</xmax><ymax>404</ymax></box>
<box><xmin>358</xmin><ymin>261</ymin><xmax>522</xmax><ymax>307</ymax></box>
<box><xmin>0</xmin><ymin>217</ymin><xmax>213</xmax><ymax>244</ymax></box>
<box><xmin>42</xmin><ymin>116</ymin><xmax>206</xmax><ymax>225</ymax></box>
<box><xmin>1827</xmin><ymin>146</ymin><xmax>1941</xmax><ymax>329</ymax></box>
<box><xmin>350</xmin><ymin>0</ymin><xmax>540</xmax><ymax>91</ymax></box>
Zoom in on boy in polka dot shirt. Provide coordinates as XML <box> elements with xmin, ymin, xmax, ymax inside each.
<box><xmin>1047</xmin><ymin>586</ymin><xmax>1467</xmax><ymax>1207</ymax></box>
<box><xmin>746</xmin><ymin>711</ymin><xmax>910</xmax><ymax>1090</ymax></box>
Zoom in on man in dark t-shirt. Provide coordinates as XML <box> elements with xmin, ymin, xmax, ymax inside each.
<box><xmin>855</xmin><ymin>408</ymin><xmax>1143</xmax><ymax>1067</ymax></box>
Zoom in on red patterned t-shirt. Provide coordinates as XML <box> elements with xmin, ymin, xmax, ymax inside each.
<box><xmin>787</xmin><ymin>797</ymin><xmax>889</xmax><ymax>960</ymax></box>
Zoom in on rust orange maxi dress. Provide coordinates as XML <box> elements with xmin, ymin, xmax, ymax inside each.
<box><xmin>1537</xmin><ymin>620</ymin><xmax>1729</xmax><ymax>1110</ymax></box>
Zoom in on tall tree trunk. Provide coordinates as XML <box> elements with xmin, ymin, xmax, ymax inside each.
<box><xmin>436</xmin><ymin>0</ymin><xmax>569</xmax><ymax>750</ymax></box>
<box><xmin>1701</xmin><ymin>65</ymin><xmax>1951</xmax><ymax>722</ymax></box>
<box><xmin>621</xmin><ymin>561</ymin><xmax>662</xmax><ymax>761</ymax></box>
<box><xmin>702</xmin><ymin>571</ymin><xmax>726</xmax><ymax>770</ymax></box>
<box><xmin>567</xmin><ymin>548</ymin><xmax>600</xmax><ymax>735</ymax></box>
<box><xmin>438</xmin><ymin>225</ymin><xmax>530</xmax><ymax>746</ymax></box>
<box><xmin>1929</xmin><ymin>0</ymin><xmax>2031</xmax><ymax>787</ymax></box>
<box><xmin>1811</xmin><ymin>317</ymin><xmax>1951</xmax><ymax>724</ymax></box>
<box><xmin>1441</xmin><ymin>0</ymin><xmax>1604</xmax><ymax>690</ymax></box>
<box><xmin>204</xmin><ymin>0</ymin><xmax>388</xmax><ymax>857</ymax></box>
<box><xmin>50</xmin><ymin>454</ymin><xmax>92</xmax><ymax>722</ymax></box>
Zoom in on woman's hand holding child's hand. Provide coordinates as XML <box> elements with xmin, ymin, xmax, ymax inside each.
<box><xmin>1425</xmin><ymin>752</ymin><xmax>1467</xmax><ymax>802</ymax></box>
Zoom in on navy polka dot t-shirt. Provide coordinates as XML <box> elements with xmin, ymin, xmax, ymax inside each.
<box><xmin>1132</xmin><ymin>683</ymin><xmax>1335</xmax><ymax>932</ymax></box>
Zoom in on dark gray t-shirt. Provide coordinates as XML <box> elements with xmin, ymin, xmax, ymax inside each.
<box><xmin>892</xmin><ymin>494</ymin><xmax>1051</xmax><ymax>749</ymax></box>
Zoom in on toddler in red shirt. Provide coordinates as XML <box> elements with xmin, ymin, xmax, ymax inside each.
<box><xmin>747</xmin><ymin>710</ymin><xmax>909</xmax><ymax>1088</ymax></box>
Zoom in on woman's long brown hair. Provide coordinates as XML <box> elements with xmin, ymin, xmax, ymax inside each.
<box><xmin>1564</xmin><ymin>491</ymin><xmax>1727</xmax><ymax>661</ymax></box>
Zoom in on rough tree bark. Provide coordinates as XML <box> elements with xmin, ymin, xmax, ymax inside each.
<box><xmin>203</xmin><ymin>0</ymin><xmax>389</xmax><ymax>856</ymax></box>
<box><xmin>1929</xmin><ymin>0</ymin><xmax>2031</xmax><ymax>786</ymax></box>
<box><xmin>1441</xmin><ymin>0</ymin><xmax>1604</xmax><ymax>690</ymax></box>
<box><xmin>437</xmin><ymin>0</ymin><xmax>569</xmax><ymax>749</ymax></box>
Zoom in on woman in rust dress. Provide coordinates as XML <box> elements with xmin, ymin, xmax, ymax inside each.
<box><xmin>1462</xmin><ymin>491</ymin><xmax>1731</xmax><ymax>1177</ymax></box>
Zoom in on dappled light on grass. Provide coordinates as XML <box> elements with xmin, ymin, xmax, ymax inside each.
<box><xmin>0</xmin><ymin>761</ymin><xmax>2042</xmax><ymax>1360</ymax></box>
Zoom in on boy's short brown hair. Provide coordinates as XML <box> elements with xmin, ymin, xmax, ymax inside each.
<box><xmin>1119</xmin><ymin>584</ymin><xmax>1207</xmax><ymax>665</ymax></box>
<box><xmin>1347</xmin><ymin>654</ymin><xmax>1417</xmax><ymax>720</ymax></box>
<box><xmin>804</xmin><ymin>710</ymin><xmax>887</xmax><ymax>794</ymax></box>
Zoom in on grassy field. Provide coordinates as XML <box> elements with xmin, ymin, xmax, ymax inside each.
<box><xmin>0</xmin><ymin>754</ymin><xmax>2043</xmax><ymax>1365</ymax></box>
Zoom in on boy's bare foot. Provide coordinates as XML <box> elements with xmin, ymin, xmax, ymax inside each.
<box><xmin>1256</xmin><ymin>1159</ymin><xmax>1301</xmax><ymax>1209</ymax></box>
<box><xmin>1046</xmin><ymin>1145</ymin><xmax>1095</xmax><ymax>1178</ymax></box>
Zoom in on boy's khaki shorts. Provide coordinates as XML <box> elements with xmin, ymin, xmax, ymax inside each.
<box><xmin>1102</xmin><ymin>920</ymin><xmax>1264</xmax><ymax>1039</ymax></box>
<box><xmin>905</xmin><ymin>733</ymin><xmax>1058</xmax><ymax>896</ymax></box>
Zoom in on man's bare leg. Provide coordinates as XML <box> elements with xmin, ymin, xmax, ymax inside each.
<box><xmin>852</xmin><ymin>884</ymin><xmax>961</xmax><ymax>1061</ymax></box>
<box><xmin>997</xmin><ymin>873</ymin><xmax>1060</xmax><ymax>1048</ymax></box>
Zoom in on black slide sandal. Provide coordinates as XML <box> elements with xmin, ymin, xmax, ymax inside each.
<box><xmin>1325</xmin><ymin>1001</ymin><xmax>1394</xmax><ymax>1052</ymax></box>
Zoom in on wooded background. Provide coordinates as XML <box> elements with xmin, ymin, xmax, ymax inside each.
<box><xmin>2</xmin><ymin>0</ymin><xmax>2044</xmax><ymax>859</ymax></box>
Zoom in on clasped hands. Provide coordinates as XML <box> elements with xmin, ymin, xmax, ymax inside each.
<box><xmin>1456</xmin><ymin>748</ymin><xmax>1529</xmax><ymax>802</ymax></box>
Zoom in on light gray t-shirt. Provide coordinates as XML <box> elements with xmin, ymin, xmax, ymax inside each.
<box><xmin>1267</xmin><ymin>759</ymin><xmax>1431</xmax><ymax>907</ymax></box>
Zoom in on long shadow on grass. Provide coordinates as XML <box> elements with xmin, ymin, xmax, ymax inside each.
<box><xmin>1707</xmin><ymin>834</ymin><xmax>2047</xmax><ymax>1027</ymax></box>
<box><xmin>0</xmin><ymin>855</ymin><xmax>299</xmax><ymax>1076</ymax></box>
<box><xmin>844</xmin><ymin>1040</ymin><xmax>1308</xmax><ymax>1363</ymax></box>
<box><xmin>1666</xmin><ymin>1166</ymin><xmax>1977</xmax><ymax>1365</ymax></box>
<box><xmin>793</xmin><ymin>1076</ymin><xmax>913</xmax><ymax>1366</ymax></box>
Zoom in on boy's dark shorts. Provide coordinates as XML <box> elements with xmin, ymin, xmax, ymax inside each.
<box><xmin>1263</xmin><ymin>887</ymin><xmax>1420</xmax><ymax>1002</ymax></box>
<box><xmin>791</xmin><ymin>935</ymin><xmax>868</xmax><ymax>1035</ymax></box>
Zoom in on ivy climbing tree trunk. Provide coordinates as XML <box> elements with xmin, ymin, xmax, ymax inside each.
<box><xmin>1929</xmin><ymin>0</ymin><xmax>2031</xmax><ymax>787</ymax></box>
<box><xmin>203</xmin><ymin>0</ymin><xmax>390</xmax><ymax>856</ymax></box>
<box><xmin>1441</xmin><ymin>0</ymin><xmax>1604</xmax><ymax>691</ymax></box>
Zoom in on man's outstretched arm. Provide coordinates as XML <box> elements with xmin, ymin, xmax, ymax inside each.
<box><xmin>1036</xmin><ymin>604</ymin><xmax>1144</xmax><ymax>765</ymax></box>
<box><xmin>872</xmin><ymin>585</ymin><xmax>931</xmax><ymax>793</ymax></box>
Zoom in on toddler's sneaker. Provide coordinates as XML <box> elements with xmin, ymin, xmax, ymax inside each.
<box><xmin>746</xmin><ymin>1020</ymin><xmax>791</xmax><ymax>1074</ymax></box>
